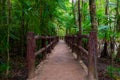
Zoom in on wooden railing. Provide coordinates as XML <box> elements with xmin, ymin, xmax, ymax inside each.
<box><xmin>59</xmin><ymin>36</ymin><xmax>64</xmax><ymax>40</ymax></box>
<box><xmin>65</xmin><ymin>31</ymin><xmax>98</xmax><ymax>80</ymax></box>
<box><xmin>26</xmin><ymin>32</ymin><xmax>58</xmax><ymax>79</ymax></box>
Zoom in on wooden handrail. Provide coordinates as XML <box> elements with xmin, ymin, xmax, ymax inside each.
<box><xmin>35</xmin><ymin>35</ymin><xmax>56</xmax><ymax>40</ymax></box>
<box><xmin>68</xmin><ymin>41</ymin><xmax>88</xmax><ymax>55</ymax></box>
<box><xmin>35</xmin><ymin>40</ymin><xmax>56</xmax><ymax>56</ymax></box>
<box><xmin>65</xmin><ymin>31</ymin><xmax>98</xmax><ymax>80</ymax></box>
<box><xmin>26</xmin><ymin>32</ymin><xmax>35</xmax><ymax>79</ymax></box>
<box><xmin>65</xmin><ymin>34</ymin><xmax>89</xmax><ymax>39</ymax></box>
<box><xmin>26</xmin><ymin>32</ymin><xmax>58</xmax><ymax>79</ymax></box>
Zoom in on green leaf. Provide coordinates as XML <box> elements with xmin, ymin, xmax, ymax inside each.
<box><xmin>10</xmin><ymin>33</ymin><xmax>19</xmax><ymax>40</ymax></box>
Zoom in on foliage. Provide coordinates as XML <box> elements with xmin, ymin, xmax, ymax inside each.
<box><xmin>98</xmin><ymin>25</ymin><xmax>112</xmax><ymax>40</ymax></box>
<box><xmin>0</xmin><ymin>63</ymin><xmax>10</xmax><ymax>76</ymax></box>
<box><xmin>106</xmin><ymin>66</ymin><xmax>120</xmax><ymax>80</ymax></box>
<box><xmin>116</xmin><ymin>58</ymin><xmax>120</xmax><ymax>63</ymax></box>
<box><xmin>0</xmin><ymin>0</ymin><xmax>70</xmax><ymax>78</ymax></box>
<box><xmin>0</xmin><ymin>0</ymin><xmax>120</xmax><ymax>79</ymax></box>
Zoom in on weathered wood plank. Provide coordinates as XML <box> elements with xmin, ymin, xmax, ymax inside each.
<box><xmin>27</xmin><ymin>32</ymin><xmax>58</xmax><ymax>79</ymax></box>
<box><xmin>26</xmin><ymin>32</ymin><xmax>36</xmax><ymax>79</ymax></box>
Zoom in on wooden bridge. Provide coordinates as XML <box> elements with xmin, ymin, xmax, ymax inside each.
<box><xmin>26</xmin><ymin>31</ymin><xmax>98</xmax><ymax>80</ymax></box>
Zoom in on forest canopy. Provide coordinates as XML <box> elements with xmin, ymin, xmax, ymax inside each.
<box><xmin>0</xmin><ymin>0</ymin><xmax>120</xmax><ymax>80</ymax></box>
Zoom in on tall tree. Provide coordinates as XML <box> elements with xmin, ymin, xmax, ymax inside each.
<box><xmin>21</xmin><ymin>2</ymin><xmax>25</xmax><ymax>57</ymax></box>
<box><xmin>116</xmin><ymin>0</ymin><xmax>120</xmax><ymax>32</ymax></box>
<box><xmin>78</xmin><ymin>0</ymin><xmax>82</xmax><ymax>34</ymax></box>
<box><xmin>77</xmin><ymin>0</ymin><xmax>82</xmax><ymax>60</ymax></box>
<box><xmin>89</xmin><ymin>0</ymin><xmax>98</xmax><ymax>80</ymax></box>
<box><xmin>0</xmin><ymin>1</ymin><xmax>2</xmax><ymax>24</ymax></box>
<box><xmin>89</xmin><ymin>0</ymin><xmax>98</xmax><ymax>31</ymax></box>
<box><xmin>72</xmin><ymin>0</ymin><xmax>76</xmax><ymax>25</ymax></box>
<box><xmin>1</xmin><ymin>0</ymin><xmax>7</xmax><ymax>25</ymax></box>
<box><xmin>105</xmin><ymin>0</ymin><xmax>109</xmax><ymax>22</ymax></box>
<box><xmin>100</xmin><ymin>0</ymin><xmax>109</xmax><ymax>58</ymax></box>
<box><xmin>6</xmin><ymin>0</ymin><xmax>11</xmax><ymax>76</ymax></box>
<box><xmin>116</xmin><ymin>0</ymin><xmax>120</xmax><ymax>61</ymax></box>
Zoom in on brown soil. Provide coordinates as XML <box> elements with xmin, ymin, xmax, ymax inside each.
<box><xmin>29</xmin><ymin>40</ymin><xmax>87</xmax><ymax>80</ymax></box>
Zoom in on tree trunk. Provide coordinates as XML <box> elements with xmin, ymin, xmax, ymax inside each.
<box><xmin>6</xmin><ymin>0</ymin><xmax>11</xmax><ymax>77</ymax></box>
<box><xmin>77</xmin><ymin>0</ymin><xmax>82</xmax><ymax>60</ymax></box>
<box><xmin>116</xmin><ymin>45</ymin><xmax>120</xmax><ymax>62</ymax></box>
<box><xmin>78</xmin><ymin>0</ymin><xmax>82</xmax><ymax>34</ymax></box>
<box><xmin>21</xmin><ymin>4</ymin><xmax>25</xmax><ymax>57</ymax></box>
<box><xmin>89</xmin><ymin>0</ymin><xmax>98</xmax><ymax>80</ymax></box>
<box><xmin>0</xmin><ymin>0</ymin><xmax>2</xmax><ymax>24</ymax></box>
<box><xmin>100</xmin><ymin>40</ymin><xmax>108</xmax><ymax>58</ymax></box>
<box><xmin>116</xmin><ymin>0</ymin><xmax>120</xmax><ymax>60</ymax></box>
<box><xmin>72</xmin><ymin>0</ymin><xmax>76</xmax><ymax>25</ymax></box>
<box><xmin>89</xmin><ymin>0</ymin><xmax>98</xmax><ymax>31</ymax></box>
<box><xmin>81</xmin><ymin>0</ymin><xmax>85</xmax><ymax>21</ymax></box>
<box><xmin>105</xmin><ymin>0</ymin><xmax>109</xmax><ymax>19</ymax></box>
<box><xmin>1</xmin><ymin>0</ymin><xmax>7</xmax><ymax>25</ymax></box>
<box><xmin>100</xmin><ymin>0</ymin><xmax>109</xmax><ymax>58</ymax></box>
<box><xmin>116</xmin><ymin>0</ymin><xmax>120</xmax><ymax>32</ymax></box>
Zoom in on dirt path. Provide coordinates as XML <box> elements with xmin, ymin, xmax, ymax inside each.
<box><xmin>30</xmin><ymin>40</ymin><xmax>87</xmax><ymax>80</ymax></box>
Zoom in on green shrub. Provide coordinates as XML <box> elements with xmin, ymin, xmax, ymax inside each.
<box><xmin>0</xmin><ymin>63</ymin><xmax>10</xmax><ymax>76</ymax></box>
<box><xmin>106</xmin><ymin>66</ymin><xmax>120</xmax><ymax>79</ymax></box>
<box><xmin>116</xmin><ymin>58</ymin><xmax>120</xmax><ymax>63</ymax></box>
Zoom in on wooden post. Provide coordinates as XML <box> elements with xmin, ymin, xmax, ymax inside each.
<box><xmin>51</xmin><ymin>37</ymin><xmax>53</xmax><ymax>49</ymax></box>
<box><xmin>50</xmin><ymin>37</ymin><xmax>52</xmax><ymax>51</ymax></box>
<box><xmin>48</xmin><ymin>37</ymin><xmax>51</xmax><ymax>53</ymax></box>
<box><xmin>70</xmin><ymin>37</ymin><xmax>72</xmax><ymax>49</ymax></box>
<box><xmin>41</xmin><ymin>38</ymin><xmax>46</xmax><ymax>59</ymax></box>
<box><xmin>57</xmin><ymin>36</ymin><xmax>59</xmax><ymax>43</ymax></box>
<box><xmin>77</xmin><ymin>35</ymin><xmax>82</xmax><ymax>60</ymax></box>
<box><xmin>41</xmin><ymin>38</ymin><xmax>46</xmax><ymax>48</ymax></box>
<box><xmin>26</xmin><ymin>32</ymin><xmax>36</xmax><ymax>79</ymax></box>
<box><xmin>72</xmin><ymin>36</ymin><xmax>74</xmax><ymax>52</ymax></box>
<box><xmin>88</xmin><ymin>31</ymin><xmax>98</xmax><ymax>80</ymax></box>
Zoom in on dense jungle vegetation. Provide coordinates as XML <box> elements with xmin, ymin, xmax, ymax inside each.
<box><xmin>0</xmin><ymin>0</ymin><xmax>120</xmax><ymax>80</ymax></box>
